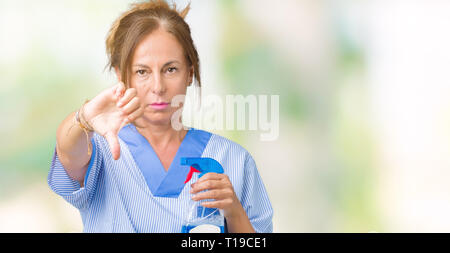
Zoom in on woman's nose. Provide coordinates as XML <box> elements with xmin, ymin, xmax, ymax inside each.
<box><xmin>150</xmin><ymin>73</ymin><xmax>166</xmax><ymax>95</ymax></box>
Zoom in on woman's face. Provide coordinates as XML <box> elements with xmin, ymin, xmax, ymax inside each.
<box><xmin>124</xmin><ymin>27</ymin><xmax>193</xmax><ymax>127</ymax></box>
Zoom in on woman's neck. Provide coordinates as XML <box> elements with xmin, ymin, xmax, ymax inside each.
<box><xmin>135</xmin><ymin>123</ymin><xmax>187</xmax><ymax>148</ymax></box>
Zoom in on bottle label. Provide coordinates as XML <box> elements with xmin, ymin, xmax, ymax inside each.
<box><xmin>189</xmin><ymin>224</ymin><xmax>221</xmax><ymax>233</ymax></box>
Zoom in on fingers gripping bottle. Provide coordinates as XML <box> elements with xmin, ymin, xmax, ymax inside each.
<box><xmin>180</xmin><ymin>157</ymin><xmax>225</xmax><ymax>233</ymax></box>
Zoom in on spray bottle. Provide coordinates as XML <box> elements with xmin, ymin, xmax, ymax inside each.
<box><xmin>180</xmin><ymin>157</ymin><xmax>225</xmax><ymax>233</ymax></box>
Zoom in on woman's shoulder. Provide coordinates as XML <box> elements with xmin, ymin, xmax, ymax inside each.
<box><xmin>194</xmin><ymin>130</ymin><xmax>261</xmax><ymax>187</ymax></box>
<box><xmin>192</xmin><ymin>128</ymin><xmax>253</xmax><ymax>162</ymax></box>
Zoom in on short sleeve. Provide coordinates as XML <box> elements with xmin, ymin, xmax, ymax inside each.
<box><xmin>47</xmin><ymin>133</ymin><xmax>103</xmax><ymax>210</ymax></box>
<box><xmin>240</xmin><ymin>152</ymin><xmax>274</xmax><ymax>233</ymax></box>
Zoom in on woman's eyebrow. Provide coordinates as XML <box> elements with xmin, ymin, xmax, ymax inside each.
<box><xmin>132</xmin><ymin>64</ymin><xmax>150</xmax><ymax>68</ymax></box>
<box><xmin>163</xmin><ymin>60</ymin><xmax>180</xmax><ymax>67</ymax></box>
<box><xmin>132</xmin><ymin>61</ymin><xmax>180</xmax><ymax>69</ymax></box>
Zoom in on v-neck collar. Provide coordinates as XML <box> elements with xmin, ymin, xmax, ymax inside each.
<box><xmin>118</xmin><ymin>124</ymin><xmax>212</xmax><ymax>198</ymax></box>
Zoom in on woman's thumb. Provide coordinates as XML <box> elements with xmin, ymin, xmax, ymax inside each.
<box><xmin>105</xmin><ymin>131</ymin><xmax>121</xmax><ymax>160</ymax></box>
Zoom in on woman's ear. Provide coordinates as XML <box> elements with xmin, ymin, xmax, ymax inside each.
<box><xmin>188</xmin><ymin>66</ymin><xmax>194</xmax><ymax>86</ymax></box>
<box><xmin>114</xmin><ymin>66</ymin><xmax>122</xmax><ymax>82</ymax></box>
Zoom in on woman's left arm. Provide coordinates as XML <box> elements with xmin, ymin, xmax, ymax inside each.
<box><xmin>190</xmin><ymin>173</ymin><xmax>255</xmax><ymax>233</ymax></box>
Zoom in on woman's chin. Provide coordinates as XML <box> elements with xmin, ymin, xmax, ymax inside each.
<box><xmin>138</xmin><ymin>114</ymin><xmax>173</xmax><ymax>127</ymax></box>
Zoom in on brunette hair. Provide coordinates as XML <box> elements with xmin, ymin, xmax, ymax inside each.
<box><xmin>105</xmin><ymin>0</ymin><xmax>200</xmax><ymax>88</ymax></box>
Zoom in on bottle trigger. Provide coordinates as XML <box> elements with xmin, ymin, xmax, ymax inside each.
<box><xmin>184</xmin><ymin>166</ymin><xmax>200</xmax><ymax>184</ymax></box>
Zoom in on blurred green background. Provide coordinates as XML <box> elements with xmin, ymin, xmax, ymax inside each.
<box><xmin>1</xmin><ymin>0</ymin><xmax>450</xmax><ymax>232</ymax></box>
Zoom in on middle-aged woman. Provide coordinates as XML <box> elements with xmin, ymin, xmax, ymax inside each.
<box><xmin>48</xmin><ymin>0</ymin><xmax>273</xmax><ymax>233</ymax></box>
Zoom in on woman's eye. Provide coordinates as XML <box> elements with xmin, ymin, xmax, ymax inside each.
<box><xmin>167</xmin><ymin>67</ymin><xmax>177</xmax><ymax>73</ymax></box>
<box><xmin>136</xmin><ymin>69</ymin><xmax>147</xmax><ymax>76</ymax></box>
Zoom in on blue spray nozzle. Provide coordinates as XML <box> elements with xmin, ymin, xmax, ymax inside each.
<box><xmin>181</xmin><ymin>157</ymin><xmax>224</xmax><ymax>184</ymax></box>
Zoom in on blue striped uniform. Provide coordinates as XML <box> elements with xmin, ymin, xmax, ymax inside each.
<box><xmin>48</xmin><ymin>124</ymin><xmax>273</xmax><ymax>233</ymax></box>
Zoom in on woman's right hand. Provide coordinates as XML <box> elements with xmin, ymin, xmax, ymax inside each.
<box><xmin>82</xmin><ymin>82</ymin><xmax>144</xmax><ymax>160</ymax></box>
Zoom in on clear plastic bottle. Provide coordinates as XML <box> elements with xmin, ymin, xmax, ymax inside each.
<box><xmin>181</xmin><ymin>201</ymin><xmax>225</xmax><ymax>233</ymax></box>
<box><xmin>180</xmin><ymin>157</ymin><xmax>225</xmax><ymax>233</ymax></box>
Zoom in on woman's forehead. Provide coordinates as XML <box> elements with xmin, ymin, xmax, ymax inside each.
<box><xmin>132</xmin><ymin>28</ymin><xmax>185</xmax><ymax>66</ymax></box>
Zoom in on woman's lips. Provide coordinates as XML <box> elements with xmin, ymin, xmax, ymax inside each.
<box><xmin>149</xmin><ymin>102</ymin><xmax>170</xmax><ymax>110</ymax></box>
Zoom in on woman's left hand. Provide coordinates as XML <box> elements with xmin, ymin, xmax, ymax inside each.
<box><xmin>190</xmin><ymin>173</ymin><xmax>242</xmax><ymax>219</ymax></box>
